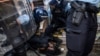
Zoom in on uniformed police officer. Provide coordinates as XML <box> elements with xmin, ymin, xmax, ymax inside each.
<box><xmin>66</xmin><ymin>0</ymin><xmax>100</xmax><ymax>56</ymax></box>
<box><xmin>3</xmin><ymin>14</ymin><xmax>30</xmax><ymax>56</ymax></box>
<box><xmin>29</xmin><ymin>7</ymin><xmax>62</xmax><ymax>56</ymax></box>
<box><xmin>44</xmin><ymin>0</ymin><xmax>67</xmax><ymax>36</ymax></box>
<box><xmin>3</xmin><ymin>0</ymin><xmax>34</xmax><ymax>56</ymax></box>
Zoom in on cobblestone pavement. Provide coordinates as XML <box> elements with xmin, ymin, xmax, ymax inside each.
<box><xmin>27</xmin><ymin>44</ymin><xmax>100</xmax><ymax>56</ymax></box>
<box><xmin>0</xmin><ymin>34</ymin><xmax>100</xmax><ymax>56</ymax></box>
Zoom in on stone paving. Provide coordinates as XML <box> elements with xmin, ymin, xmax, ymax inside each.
<box><xmin>0</xmin><ymin>34</ymin><xmax>100</xmax><ymax>56</ymax></box>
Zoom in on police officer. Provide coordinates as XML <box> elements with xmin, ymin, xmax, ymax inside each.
<box><xmin>3</xmin><ymin>14</ymin><xmax>30</xmax><ymax>56</ymax></box>
<box><xmin>1</xmin><ymin>0</ymin><xmax>35</xmax><ymax>56</ymax></box>
<box><xmin>66</xmin><ymin>0</ymin><xmax>100</xmax><ymax>56</ymax></box>
<box><xmin>40</xmin><ymin>0</ymin><xmax>68</xmax><ymax>55</ymax></box>
<box><xmin>44</xmin><ymin>0</ymin><xmax>67</xmax><ymax>36</ymax></box>
<box><xmin>28</xmin><ymin>7</ymin><xmax>49</xmax><ymax>49</ymax></box>
<box><xmin>29</xmin><ymin>7</ymin><xmax>63</xmax><ymax>56</ymax></box>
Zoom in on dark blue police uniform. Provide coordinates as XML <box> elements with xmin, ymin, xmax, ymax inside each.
<box><xmin>66</xmin><ymin>0</ymin><xmax>99</xmax><ymax>56</ymax></box>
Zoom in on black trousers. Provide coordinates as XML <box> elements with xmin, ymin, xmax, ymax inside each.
<box><xmin>4</xmin><ymin>44</ymin><xmax>27</xmax><ymax>56</ymax></box>
<box><xmin>66</xmin><ymin>9</ymin><xmax>98</xmax><ymax>56</ymax></box>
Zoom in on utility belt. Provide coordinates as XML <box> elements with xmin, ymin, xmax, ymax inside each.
<box><xmin>71</xmin><ymin>1</ymin><xmax>99</xmax><ymax>26</ymax></box>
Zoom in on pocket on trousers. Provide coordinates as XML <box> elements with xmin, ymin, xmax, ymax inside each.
<box><xmin>66</xmin><ymin>28</ymin><xmax>81</xmax><ymax>34</ymax></box>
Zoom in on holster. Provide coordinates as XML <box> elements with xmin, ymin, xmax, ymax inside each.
<box><xmin>72</xmin><ymin>11</ymin><xmax>84</xmax><ymax>26</ymax></box>
<box><xmin>71</xmin><ymin>1</ymin><xmax>86</xmax><ymax>26</ymax></box>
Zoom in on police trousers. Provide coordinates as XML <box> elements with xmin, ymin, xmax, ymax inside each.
<box><xmin>66</xmin><ymin>9</ymin><xmax>98</xmax><ymax>56</ymax></box>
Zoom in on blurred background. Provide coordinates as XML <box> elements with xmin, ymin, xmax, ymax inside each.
<box><xmin>0</xmin><ymin>0</ymin><xmax>100</xmax><ymax>56</ymax></box>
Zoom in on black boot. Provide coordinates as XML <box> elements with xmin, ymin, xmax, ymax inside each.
<box><xmin>1</xmin><ymin>40</ymin><xmax>10</xmax><ymax>47</ymax></box>
<box><xmin>4</xmin><ymin>50</ymin><xmax>15</xmax><ymax>56</ymax></box>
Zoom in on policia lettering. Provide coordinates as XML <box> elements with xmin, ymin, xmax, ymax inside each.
<box><xmin>66</xmin><ymin>0</ymin><xmax>99</xmax><ymax>56</ymax></box>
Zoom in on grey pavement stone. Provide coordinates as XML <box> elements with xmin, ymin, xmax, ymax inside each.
<box><xmin>0</xmin><ymin>31</ymin><xmax>100</xmax><ymax>56</ymax></box>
